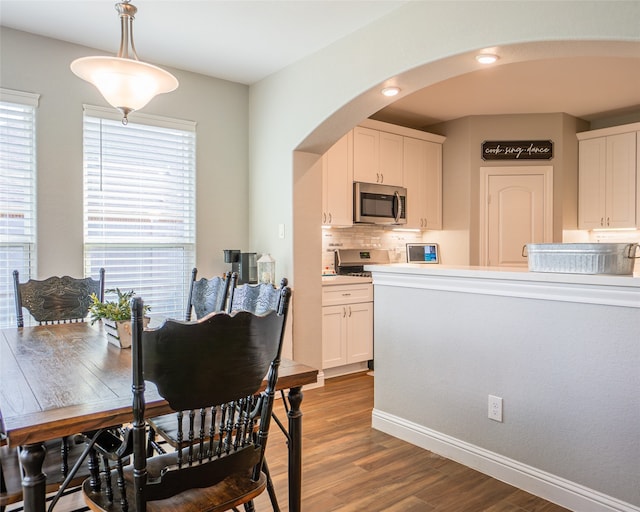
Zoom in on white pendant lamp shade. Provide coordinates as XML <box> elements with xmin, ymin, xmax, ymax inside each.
<box><xmin>71</xmin><ymin>56</ymin><xmax>178</xmax><ymax>115</ymax></box>
<box><xmin>71</xmin><ymin>0</ymin><xmax>178</xmax><ymax>123</ymax></box>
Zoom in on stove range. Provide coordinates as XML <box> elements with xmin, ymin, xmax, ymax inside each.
<box><xmin>334</xmin><ymin>249</ymin><xmax>391</xmax><ymax>277</ymax></box>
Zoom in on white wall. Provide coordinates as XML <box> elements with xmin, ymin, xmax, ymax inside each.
<box><xmin>0</xmin><ymin>28</ymin><xmax>250</xmax><ymax>281</ymax></box>
<box><xmin>372</xmin><ymin>273</ymin><xmax>640</xmax><ymax>510</ymax></box>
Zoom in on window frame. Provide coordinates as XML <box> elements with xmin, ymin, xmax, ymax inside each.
<box><xmin>82</xmin><ymin>105</ymin><xmax>196</xmax><ymax>321</ymax></box>
<box><xmin>0</xmin><ymin>88</ymin><xmax>39</xmax><ymax>328</ymax></box>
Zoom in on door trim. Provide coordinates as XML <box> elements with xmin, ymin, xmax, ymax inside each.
<box><xmin>479</xmin><ymin>166</ymin><xmax>553</xmax><ymax>266</ymax></box>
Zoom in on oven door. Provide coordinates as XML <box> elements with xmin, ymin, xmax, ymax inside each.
<box><xmin>353</xmin><ymin>182</ymin><xmax>407</xmax><ymax>225</ymax></box>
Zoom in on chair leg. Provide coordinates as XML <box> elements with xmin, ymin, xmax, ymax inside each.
<box><xmin>47</xmin><ymin>430</ymin><xmax>104</xmax><ymax>512</ymax></box>
<box><xmin>262</xmin><ymin>459</ymin><xmax>281</xmax><ymax>512</ymax></box>
<box><xmin>146</xmin><ymin>428</ymin><xmax>165</xmax><ymax>456</ymax></box>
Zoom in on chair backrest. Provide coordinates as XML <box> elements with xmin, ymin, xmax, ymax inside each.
<box><xmin>13</xmin><ymin>269</ymin><xmax>105</xmax><ymax>328</ymax></box>
<box><xmin>227</xmin><ymin>277</ymin><xmax>288</xmax><ymax>315</ymax></box>
<box><xmin>185</xmin><ymin>268</ymin><xmax>232</xmax><ymax>321</ymax></box>
<box><xmin>130</xmin><ymin>286</ymin><xmax>291</xmax><ymax>508</ymax></box>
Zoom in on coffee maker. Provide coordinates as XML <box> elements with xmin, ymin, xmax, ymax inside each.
<box><xmin>223</xmin><ymin>250</ymin><xmax>257</xmax><ymax>284</ymax></box>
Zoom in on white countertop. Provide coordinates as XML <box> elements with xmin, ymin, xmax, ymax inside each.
<box><xmin>364</xmin><ymin>263</ymin><xmax>640</xmax><ymax>286</ymax></box>
<box><xmin>364</xmin><ymin>263</ymin><xmax>640</xmax><ymax>308</ymax></box>
<box><xmin>322</xmin><ymin>275</ymin><xmax>372</xmax><ymax>285</ymax></box>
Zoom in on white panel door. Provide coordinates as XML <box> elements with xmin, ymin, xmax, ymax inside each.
<box><xmin>480</xmin><ymin>166</ymin><xmax>553</xmax><ymax>267</ymax></box>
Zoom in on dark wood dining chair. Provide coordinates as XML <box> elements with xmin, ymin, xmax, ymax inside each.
<box><xmin>227</xmin><ymin>278</ymin><xmax>288</xmax><ymax>315</ymax></box>
<box><xmin>185</xmin><ymin>268</ymin><xmax>233</xmax><ymax>321</ymax></box>
<box><xmin>9</xmin><ymin>269</ymin><xmax>106</xmax><ymax>510</ymax></box>
<box><xmin>13</xmin><ymin>268</ymin><xmax>105</xmax><ymax>328</ymax></box>
<box><xmin>148</xmin><ymin>277</ymin><xmax>291</xmax><ymax>510</ymax></box>
<box><xmin>82</xmin><ymin>290</ymin><xmax>291</xmax><ymax>512</ymax></box>
<box><xmin>145</xmin><ymin>270</ymin><xmax>235</xmax><ymax>454</ymax></box>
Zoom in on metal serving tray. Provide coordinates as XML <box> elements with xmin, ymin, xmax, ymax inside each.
<box><xmin>524</xmin><ymin>243</ymin><xmax>639</xmax><ymax>275</ymax></box>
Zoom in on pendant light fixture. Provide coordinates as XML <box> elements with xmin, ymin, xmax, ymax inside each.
<box><xmin>71</xmin><ymin>0</ymin><xmax>178</xmax><ymax>124</ymax></box>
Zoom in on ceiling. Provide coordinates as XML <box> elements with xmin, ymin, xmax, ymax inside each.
<box><xmin>2</xmin><ymin>0</ymin><xmax>639</xmax><ymax>128</ymax></box>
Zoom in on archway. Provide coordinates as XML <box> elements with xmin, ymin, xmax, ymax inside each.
<box><xmin>290</xmin><ymin>39</ymin><xmax>640</xmax><ymax>381</ymax></box>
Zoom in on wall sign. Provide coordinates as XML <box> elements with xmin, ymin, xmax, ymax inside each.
<box><xmin>482</xmin><ymin>140</ymin><xmax>553</xmax><ymax>160</ymax></box>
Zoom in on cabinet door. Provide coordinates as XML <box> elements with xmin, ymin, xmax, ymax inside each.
<box><xmin>378</xmin><ymin>131</ymin><xmax>403</xmax><ymax>186</ymax></box>
<box><xmin>403</xmin><ymin>137</ymin><xmax>442</xmax><ymax>230</ymax></box>
<box><xmin>353</xmin><ymin>127</ymin><xmax>379</xmax><ymax>184</ymax></box>
<box><xmin>353</xmin><ymin>127</ymin><xmax>403</xmax><ymax>185</ymax></box>
<box><xmin>578</xmin><ymin>137</ymin><xmax>607</xmax><ymax>229</ymax></box>
<box><xmin>579</xmin><ymin>133</ymin><xmax>637</xmax><ymax>229</ymax></box>
<box><xmin>346</xmin><ymin>302</ymin><xmax>373</xmax><ymax>363</ymax></box>
<box><xmin>322</xmin><ymin>131</ymin><xmax>353</xmax><ymax>226</ymax></box>
<box><xmin>423</xmin><ymin>140</ymin><xmax>442</xmax><ymax>229</ymax></box>
<box><xmin>606</xmin><ymin>132</ymin><xmax>636</xmax><ymax>228</ymax></box>
<box><xmin>403</xmin><ymin>137</ymin><xmax>427</xmax><ymax>228</ymax></box>
<box><xmin>322</xmin><ymin>305</ymin><xmax>347</xmax><ymax>368</ymax></box>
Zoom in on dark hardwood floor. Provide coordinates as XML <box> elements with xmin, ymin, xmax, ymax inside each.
<box><xmin>253</xmin><ymin>371</ymin><xmax>571</xmax><ymax>512</ymax></box>
<box><xmin>8</xmin><ymin>372</ymin><xmax>571</xmax><ymax>512</ymax></box>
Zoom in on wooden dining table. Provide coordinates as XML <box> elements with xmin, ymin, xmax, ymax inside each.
<box><xmin>0</xmin><ymin>321</ymin><xmax>318</xmax><ymax>512</ymax></box>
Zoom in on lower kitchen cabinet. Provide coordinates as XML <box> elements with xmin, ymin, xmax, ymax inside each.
<box><xmin>321</xmin><ymin>282</ymin><xmax>373</xmax><ymax>369</ymax></box>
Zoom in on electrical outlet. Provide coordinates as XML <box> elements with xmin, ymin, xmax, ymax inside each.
<box><xmin>488</xmin><ymin>395</ymin><xmax>503</xmax><ymax>422</ymax></box>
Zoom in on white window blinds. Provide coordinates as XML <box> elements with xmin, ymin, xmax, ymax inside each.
<box><xmin>0</xmin><ymin>89</ymin><xmax>39</xmax><ymax>328</ymax></box>
<box><xmin>83</xmin><ymin>106</ymin><xmax>196</xmax><ymax>320</ymax></box>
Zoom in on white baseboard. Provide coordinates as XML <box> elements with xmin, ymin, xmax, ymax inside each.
<box><xmin>372</xmin><ymin>409</ymin><xmax>639</xmax><ymax>512</ymax></box>
<box><xmin>323</xmin><ymin>361</ymin><xmax>369</xmax><ymax>379</ymax></box>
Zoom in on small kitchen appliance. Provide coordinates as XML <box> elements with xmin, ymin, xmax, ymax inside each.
<box><xmin>407</xmin><ymin>243</ymin><xmax>439</xmax><ymax>263</ymax></box>
<box><xmin>353</xmin><ymin>182</ymin><xmax>407</xmax><ymax>225</ymax></box>
<box><xmin>223</xmin><ymin>249</ymin><xmax>257</xmax><ymax>284</ymax></box>
<box><xmin>334</xmin><ymin>248</ymin><xmax>391</xmax><ymax>278</ymax></box>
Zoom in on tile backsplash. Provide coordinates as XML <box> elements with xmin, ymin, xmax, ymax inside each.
<box><xmin>322</xmin><ymin>226</ymin><xmax>640</xmax><ymax>274</ymax></box>
<box><xmin>322</xmin><ymin>226</ymin><xmax>424</xmax><ymax>272</ymax></box>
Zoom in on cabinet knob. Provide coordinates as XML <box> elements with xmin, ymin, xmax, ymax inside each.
<box><xmin>322</xmin><ymin>212</ymin><xmax>326</xmax><ymax>223</ymax></box>
<box><xmin>328</xmin><ymin>213</ymin><xmax>332</xmax><ymax>223</ymax></box>
<box><xmin>348</xmin><ymin>306</ymin><xmax>352</xmax><ymax>317</ymax></box>
<box><xmin>343</xmin><ymin>307</ymin><xmax>347</xmax><ymax>318</ymax></box>
<box><xmin>341</xmin><ymin>292</ymin><xmax>351</xmax><ymax>296</ymax></box>
<box><xmin>607</xmin><ymin>217</ymin><xmax>610</xmax><ymax>227</ymax></box>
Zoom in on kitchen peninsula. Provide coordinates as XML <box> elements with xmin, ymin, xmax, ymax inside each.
<box><xmin>366</xmin><ymin>264</ymin><xmax>640</xmax><ymax>512</ymax></box>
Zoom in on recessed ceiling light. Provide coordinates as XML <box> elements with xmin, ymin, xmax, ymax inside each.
<box><xmin>381</xmin><ymin>87</ymin><xmax>400</xmax><ymax>97</ymax></box>
<box><xmin>476</xmin><ymin>53</ymin><xmax>499</xmax><ymax>64</ymax></box>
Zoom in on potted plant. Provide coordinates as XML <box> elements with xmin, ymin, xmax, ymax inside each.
<box><xmin>89</xmin><ymin>288</ymin><xmax>150</xmax><ymax>348</ymax></box>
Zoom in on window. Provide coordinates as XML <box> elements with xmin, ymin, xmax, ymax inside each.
<box><xmin>83</xmin><ymin>106</ymin><xmax>196</xmax><ymax>321</ymax></box>
<box><xmin>0</xmin><ymin>89</ymin><xmax>39</xmax><ymax>328</ymax></box>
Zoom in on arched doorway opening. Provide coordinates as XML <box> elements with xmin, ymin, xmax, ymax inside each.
<box><xmin>289</xmin><ymin>39</ymin><xmax>640</xmax><ymax>381</ymax></box>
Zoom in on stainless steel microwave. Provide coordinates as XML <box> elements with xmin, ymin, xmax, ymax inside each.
<box><xmin>353</xmin><ymin>182</ymin><xmax>407</xmax><ymax>225</ymax></box>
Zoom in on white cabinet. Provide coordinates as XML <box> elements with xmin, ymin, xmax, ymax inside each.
<box><xmin>322</xmin><ymin>131</ymin><xmax>353</xmax><ymax>226</ymax></box>
<box><xmin>321</xmin><ymin>282</ymin><xmax>373</xmax><ymax>369</ymax></box>
<box><xmin>353</xmin><ymin>126</ymin><xmax>403</xmax><ymax>186</ymax></box>
<box><xmin>578</xmin><ymin>129</ymin><xmax>637</xmax><ymax>229</ymax></box>
<box><xmin>403</xmin><ymin>137</ymin><xmax>442</xmax><ymax>230</ymax></box>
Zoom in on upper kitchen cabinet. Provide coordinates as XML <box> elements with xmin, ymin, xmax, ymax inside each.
<box><xmin>322</xmin><ymin>131</ymin><xmax>353</xmax><ymax>227</ymax></box>
<box><xmin>403</xmin><ymin>137</ymin><xmax>443</xmax><ymax>230</ymax></box>
<box><xmin>353</xmin><ymin>126</ymin><xmax>403</xmax><ymax>186</ymax></box>
<box><xmin>578</xmin><ymin>123</ymin><xmax>639</xmax><ymax>229</ymax></box>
